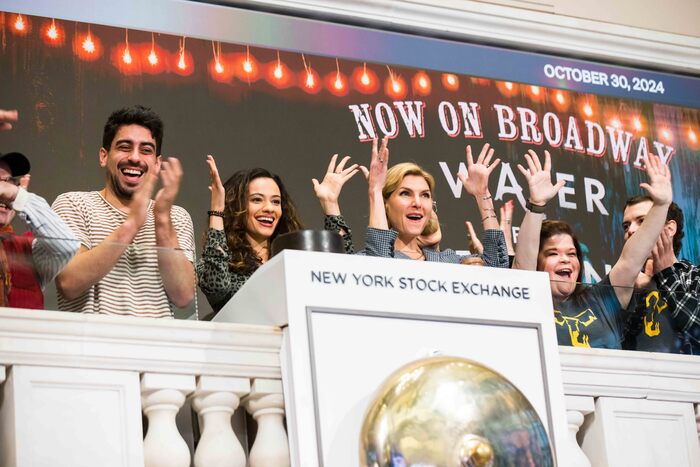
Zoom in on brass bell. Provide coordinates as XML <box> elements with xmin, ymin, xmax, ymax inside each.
<box><xmin>359</xmin><ymin>356</ymin><xmax>553</xmax><ymax>466</ymax></box>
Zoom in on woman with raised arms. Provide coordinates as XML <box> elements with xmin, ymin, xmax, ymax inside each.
<box><xmin>513</xmin><ymin>149</ymin><xmax>672</xmax><ymax>348</ymax></box>
<box><xmin>197</xmin><ymin>155</ymin><xmax>359</xmax><ymax>312</ymax></box>
<box><xmin>358</xmin><ymin>136</ymin><xmax>509</xmax><ymax>267</ymax></box>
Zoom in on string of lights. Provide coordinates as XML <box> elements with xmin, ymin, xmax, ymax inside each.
<box><xmin>3</xmin><ymin>12</ymin><xmax>698</xmax><ymax>146</ymax></box>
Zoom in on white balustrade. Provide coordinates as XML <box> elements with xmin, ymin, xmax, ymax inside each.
<box><xmin>2</xmin><ymin>308</ymin><xmax>700</xmax><ymax>466</ymax></box>
<box><xmin>142</xmin><ymin>373</ymin><xmax>196</xmax><ymax>467</ymax></box>
<box><xmin>245</xmin><ymin>379</ymin><xmax>290</xmax><ymax>467</ymax></box>
<box><xmin>560</xmin><ymin>348</ymin><xmax>700</xmax><ymax>466</ymax></box>
<box><xmin>0</xmin><ymin>308</ymin><xmax>282</xmax><ymax>467</ymax></box>
<box><xmin>565</xmin><ymin>395</ymin><xmax>594</xmax><ymax>467</ymax></box>
<box><xmin>192</xmin><ymin>375</ymin><xmax>250</xmax><ymax>467</ymax></box>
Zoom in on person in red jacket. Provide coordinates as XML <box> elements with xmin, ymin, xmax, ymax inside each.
<box><xmin>0</xmin><ymin>150</ymin><xmax>79</xmax><ymax>308</ymax></box>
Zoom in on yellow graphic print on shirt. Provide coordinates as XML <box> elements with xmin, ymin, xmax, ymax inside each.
<box><xmin>554</xmin><ymin>309</ymin><xmax>598</xmax><ymax>348</ymax></box>
<box><xmin>643</xmin><ymin>290</ymin><xmax>668</xmax><ymax>337</ymax></box>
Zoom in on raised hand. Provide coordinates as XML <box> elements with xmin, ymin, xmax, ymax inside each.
<box><xmin>206</xmin><ymin>155</ymin><xmax>225</xmax><ymax>212</ymax></box>
<box><xmin>0</xmin><ymin>109</ymin><xmax>18</xmax><ymax>131</ymax></box>
<box><xmin>499</xmin><ymin>199</ymin><xmax>514</xmax><ymax>232</ymax></box>
<box><xmin>464</xmin><ymin>220</ymin><xmax>484</xmax><ymax>254</ymax></box>
<box><xmin>458</xmin><ymin>143</ymin><xmax>500</xmax><ymax>197</ymax></box>
<box><xmin>499</xmin><ymin>199</ymin><xmax>516</xmax><ymax>256</ymax></box>
<box><xmin>366</xmin><ymin>136</ymin><xmax>389</xmax><ymax>194</ymax></box>
<box><xmin>651</xmin><ymin>229</ymin><xmax>675</xmax><ymax>274</ymax></box>
<box><xmin>154</xmin><ymin>157</ymin><xmax>182</xmax><ymax>218</ymax></box>
<box><xmin>312</xmin><ymin>154</ymin><xmax>363</xmax><ymax>215</ymax></box>
<box><xmin>516</xmin><ymin>149</ymin><xmax>565</xmax><ymax>206</ymax></box>
<box><xmin>640</xmin><ymin>154</ymin><xmax>672</xmax><ymax>206</ymax></box>
<box><xmin>366</xmin><ymin>136</ymin><xmax>390</xmax><ymax>229</ymax></box>
<box><xmin>417</xmin><ymin>210</ymin><xmax>442</xmax><ymax>250</ymax></box>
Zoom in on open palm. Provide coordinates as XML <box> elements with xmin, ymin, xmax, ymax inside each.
<box><xmin>458</xmin><ymin>143</ymin><xmax>500</xmax><ymax>196</ymax></box>
<box><xmin>516</xmin><ymin>150</ymin><xmax>565</xmax><ymax>205</ymax></box>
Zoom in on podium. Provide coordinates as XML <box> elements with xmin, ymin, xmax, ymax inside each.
<box><xmin>214</xmin><ymin>250</ymin><xmax>572</xmax><ymax>466</ymax></box>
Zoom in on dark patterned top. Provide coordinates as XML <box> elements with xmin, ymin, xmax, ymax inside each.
<box><xmin>196</xmin><ymin>215</ymin><xmax>353</xmax><ymax>312</ymax></box>
<box><xmin>622</xmin><ymin>283</ymin><xmax>684</xmax><ymax>354</ymax></box>
<box><xmin>324</xmin><ymin>214</ymin><xmax>354</xmax><ymax>254</ymax></box>
<box><xmin>654</xmin><ymin>260</ymin><xmax>700</xmax><ymax>354</ymax></box>
<box><xmin>356</xmin><ymin>227</ymin><xmax>509</xmax><ymax>268</ymax></box>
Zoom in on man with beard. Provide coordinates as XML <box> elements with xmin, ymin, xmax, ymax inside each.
<box><xmin>622</xmin><ymin>196</ymin><xmax>699</xmax><ymax>354</ymax></box>
<box><xmin>52</xmin><ymin>106</ymin><xmax>195</xmax><ymax>318</ymax></box>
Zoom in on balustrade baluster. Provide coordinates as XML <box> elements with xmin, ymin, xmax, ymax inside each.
<box><xmin>245</xmin><ymin>379</ymin><xmax>290</xmax><ymax>467</ymax></box>
<box><xmin>141</xmin><ymin>373</ymin><xmax>196</xmax><ymax>467</ymax></box>
<box><xmin>565</xmin><ymin>395</ymin><xmax>594</xmax><ymax>467</ymax></box>
<box><xmin>192</xmin><ymin>375</ymin><xmax>250</xmax><ymax>467</ymax></box>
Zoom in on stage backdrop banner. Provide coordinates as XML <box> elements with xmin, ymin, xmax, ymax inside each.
<box><xmin>0</xmin><ymin>4</ymin><xmax>698</xmax><ymax>299</ymax></box>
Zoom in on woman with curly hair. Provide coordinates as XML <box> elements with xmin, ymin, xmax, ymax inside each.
<box><xmin>196</xmin><ymin>155</ymin><xmax>305</xmax><ymax>312</ymax></box>
<box><xmin>197</xmin><ymin>155</ymin><xmax>359</xmax><ymax>312</ymax></box>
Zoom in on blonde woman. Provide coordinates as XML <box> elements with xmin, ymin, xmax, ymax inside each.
<box><xmin>358</xmin><ymin>137</ymin><xmax>508</xmax><ymax>267</ymax></box>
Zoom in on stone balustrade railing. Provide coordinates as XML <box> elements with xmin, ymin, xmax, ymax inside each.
<box><xmin>0</xmin><ymin>308</ymin><xmax>699</xmax><ymax>466</ymax></box>
<box><xmin>560</xmin><ymin>347</ymin><xmax>700</xmax><ymax>466</ymax></box>
<box><xmin>0</xmin><ymin>308</ymin><xmax>289</xmax><ymax>467</ymax></box>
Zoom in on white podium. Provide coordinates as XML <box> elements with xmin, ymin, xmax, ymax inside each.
<box><xmin>215</xmin><ymin>250</ymin><xmax>572</xmax><ymax>466</ymax></box>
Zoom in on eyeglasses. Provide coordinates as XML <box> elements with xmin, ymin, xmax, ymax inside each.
<box><xmin>0</xmin><ymin>176</ymin><xmax>22</xmax><ymax>186</ymax></box>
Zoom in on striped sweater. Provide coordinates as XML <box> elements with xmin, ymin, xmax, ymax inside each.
<box><xmin>52</xmin><ymin>191</ymin><xmax>195</xmax><ymax>318</ymax></box>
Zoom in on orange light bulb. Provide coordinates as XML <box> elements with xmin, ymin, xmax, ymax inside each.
<box><xmin>14</xmin><ymin>15</ymin><xmax>25</xmax><ymax>31</ymax></box>
<box><xmin>306</xmin><ymin>72</ymin><xmax>315</xmax><ymax>88</ymax></box>
<box><xmin>47</xmin><ymin>24</ymin><xmax>58</xmax><ymax>40</ymax></box>
<box><xmin>148</xmin><ymin>50</ymin><xmax>158</xmax><ymax>66</ymax></box>
<box><xmin>123</xmin><ymin>48</ymin><xmax>132</xmax><ymax>65</ymax></box>
<box><xmin>82</xmin><ymin>35</ymin><xmax>95</xmax><ymax>53</ymax></box>
<box><xmin>633</xmin><ymin>117</ymin><xmax>642</xmax><ymax>131</ymax></box>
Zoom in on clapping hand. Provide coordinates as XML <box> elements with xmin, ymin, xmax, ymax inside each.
<box><xmin>154</xmin><ymin>157</ymin><xmax>183</xmax><ymax>218</ymax></box>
